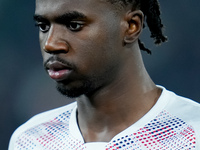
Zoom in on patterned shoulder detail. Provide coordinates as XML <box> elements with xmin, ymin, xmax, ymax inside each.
<box><xmin>14</xmin><ymin>109</ymin><xmax>78</xmax><ymax>149</ymax></box>
<box><xmin>106</xmin><ymin>110</ymin><xmax>196</xmax><ymax>150</ymax></box>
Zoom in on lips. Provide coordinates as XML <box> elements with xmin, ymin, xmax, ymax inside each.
<box><xmin>45</xmin><ymin>60</ymin><xmax>72</xmax><ymax>81</ymax></box>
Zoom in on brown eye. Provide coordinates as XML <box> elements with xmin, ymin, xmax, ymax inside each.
<box><xmin>35</xmin><ymin>22</ymin><xmax>50</xmax><ymax>33</ymax></box>
<box><xmin>67</xmin><ymin>22</ymin><xmax>83</xmax><ymax>31</ymax></box>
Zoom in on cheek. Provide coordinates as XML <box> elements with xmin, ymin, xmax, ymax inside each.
<box><xmin>71</xmin><ymin>23</ymin><xmax>122</xmax><ymax>73</ymax></box>
<box><xmin>39</xmin><ymin>40</ymin><xmax>45</xmax><ymax>59</ymax></box>
<box><xmin>39</xmin><ymin>33</ymin><xmax>50</xmax><ymax>62</ymax></box>
<box><xmin>73</xmin><ymin>41</ymin><xmax>119</xmax><ymax>77</ymax></box>
<box><xmin>39</xmin><ymin>32</ymin><xmax>45</xmax><ymax>51</ymax></box>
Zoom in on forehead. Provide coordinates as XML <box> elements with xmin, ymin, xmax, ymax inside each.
<box><xmin>35</xmin><ymin>0</ymin><xmax>116</xmax><ymax>18</ymax></box>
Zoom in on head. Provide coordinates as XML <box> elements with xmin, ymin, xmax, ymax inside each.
<box><xmin>34</xmin><ymin>0</ymin><xmax>166</xmax><ymax>98</ymax></box>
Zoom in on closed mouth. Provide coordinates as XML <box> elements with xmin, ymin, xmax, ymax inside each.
<box><xmin>45</xmin><ymin>60</ymin><xmax>73</xmax><ymax>81</ymax></box>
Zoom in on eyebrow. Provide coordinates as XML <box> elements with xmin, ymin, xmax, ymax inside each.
<box><xmin>56</xmin><ymin>11</ymin><xmax>87</xmax><ymax>23</ymax></box>
<box><xmin>34</xmin><ymin>11</ymin><xmax>87</xmax><ymax>23</ymax></box>
<box><xmin>33</xmin><ymin>15</ymin><xmax>48</xmax><ymax>22</ymax></box>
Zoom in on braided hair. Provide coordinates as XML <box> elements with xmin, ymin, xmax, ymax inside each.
<box><xmin>108</xmin><ymin>0</ymin><xmax>167</xmax><ymax>54</ymax></box>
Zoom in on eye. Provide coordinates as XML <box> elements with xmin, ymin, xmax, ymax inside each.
<box><xmin>67</xmin><ymin>22</ymin><xmax>84</xmax><ymax>31</ymax></box>
<box><xmin>35</xmin><ymin>22</ymin><xmax>50</xmax><ymax>33</ymax></box>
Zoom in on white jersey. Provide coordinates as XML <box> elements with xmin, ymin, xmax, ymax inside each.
<box><xmin>9</xmin><ymin>86</ymin><xmax>200</xmax><ymax>150</ymax></box>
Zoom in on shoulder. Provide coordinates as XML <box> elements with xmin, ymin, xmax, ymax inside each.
<box><xmin>161</xmin><ymin>86</ymin><xmax>200</xmax><ymax>130</ymax></box>
<box><xmin>19</xmin><ymin>102</ymin><xmax>77</xmax><ymax>129</ymax></box>
<box><xmin>159</xmin><ymin>86</ymin><xmax>200</xmax><ymax>120</ymax></box>
<box><xmin>163</xmin><ymin>87</ymin><xmax>200</xmax><ymax>121</ymax></box>
<box><xmin>157</xmin><ymin>86</ymin><xmax>200</xmax><ymax>148</ymax></box>
<box><xmin>171</xmin><ymin>93</ymin><xmax>200</xmax><ymax>128</ymax></box>
<box><xmin>157</xmin><ymin>86</ymin><xmax>200</xmax><ymax>125</ymax></box>
<box><xmin>8</xmin><ymin>102</ymin><xmax>77</xmax><ymax>150</ymax></box>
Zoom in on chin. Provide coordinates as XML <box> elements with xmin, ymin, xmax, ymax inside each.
<box><xmin>56</xmin><ymin>85</ymin><xmax>84</xmax><ymax>98</ymax></box>
<box><xmin>56</xmin><ymin>81</ymin><xmax>94</xmax><ymax>98</ymax></box>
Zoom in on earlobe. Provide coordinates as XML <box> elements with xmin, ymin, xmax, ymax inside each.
<box><xmin>124</xmin><ymin>10</ymin><xmax>144</xmax><ymax>44</ymax></box>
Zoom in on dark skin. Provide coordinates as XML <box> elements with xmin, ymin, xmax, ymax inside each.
<box><xmin>35</xmin><ymin>0</ymin><xmax>162</xmax><ymax>142</ymax></box>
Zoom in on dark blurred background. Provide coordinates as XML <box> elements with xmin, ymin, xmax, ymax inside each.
<box><xmin>1</xmin><ymin>1</ymin><xmax>200</xmax><ymax>149</ymax></box>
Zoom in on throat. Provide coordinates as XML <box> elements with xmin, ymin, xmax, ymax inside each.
<box><xmin>80</xmin><ymin>127</ymin><xmax>116</xmax><ymax>143</ymax></box>
<box><xmin>76</xmin><ymin>86</ymin><xmax>162</xmax><ymax>143</ymax></box>
<box><xmin>76</xmin><ymin>101</ymin><xmax>146</xmax><ymax>143</ymax></box>
<box><xmin>77</xmin><ymin>115</ymin><xmax>132</xmax><ymax>143</ymax></box>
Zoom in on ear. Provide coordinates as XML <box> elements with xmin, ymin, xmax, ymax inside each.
<box><xmin>124</xmin><ymin>10</ymin><xmax>144</xmax><ymax>44</ymax></box>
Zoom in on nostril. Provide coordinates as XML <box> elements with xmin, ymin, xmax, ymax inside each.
<box><xmin>44</xmin><ymin>49</ymin><xmax>68</xmax><ymax>54</ymax></box>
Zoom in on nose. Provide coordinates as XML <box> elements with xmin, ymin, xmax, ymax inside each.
<box><xmin>43</xmin><ymin>25</ymin><xmax>69</xmax><ymax>54</ymax></box>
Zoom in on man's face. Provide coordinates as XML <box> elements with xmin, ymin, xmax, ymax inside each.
<box><xmin>35</xmin><ymin>0</ymin><xmax>127</xmax><ymax>97</ymax></box>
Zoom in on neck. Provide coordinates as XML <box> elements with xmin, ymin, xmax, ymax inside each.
<box><xmin>76</xmin><ymin>44</ymin><xmax>162</xmax><ymax>142</ymax></box>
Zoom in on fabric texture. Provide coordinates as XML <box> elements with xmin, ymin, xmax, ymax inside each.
<box><xmin>9</xmin><ymin>86</ymin><xmax>200</xmax><ymax>150</ymax></box>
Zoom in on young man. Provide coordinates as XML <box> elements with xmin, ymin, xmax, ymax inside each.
<box><xmin>9</xmin><ymin>0</ymin><xmax>200</xmax><ymax>149</ymax></box>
